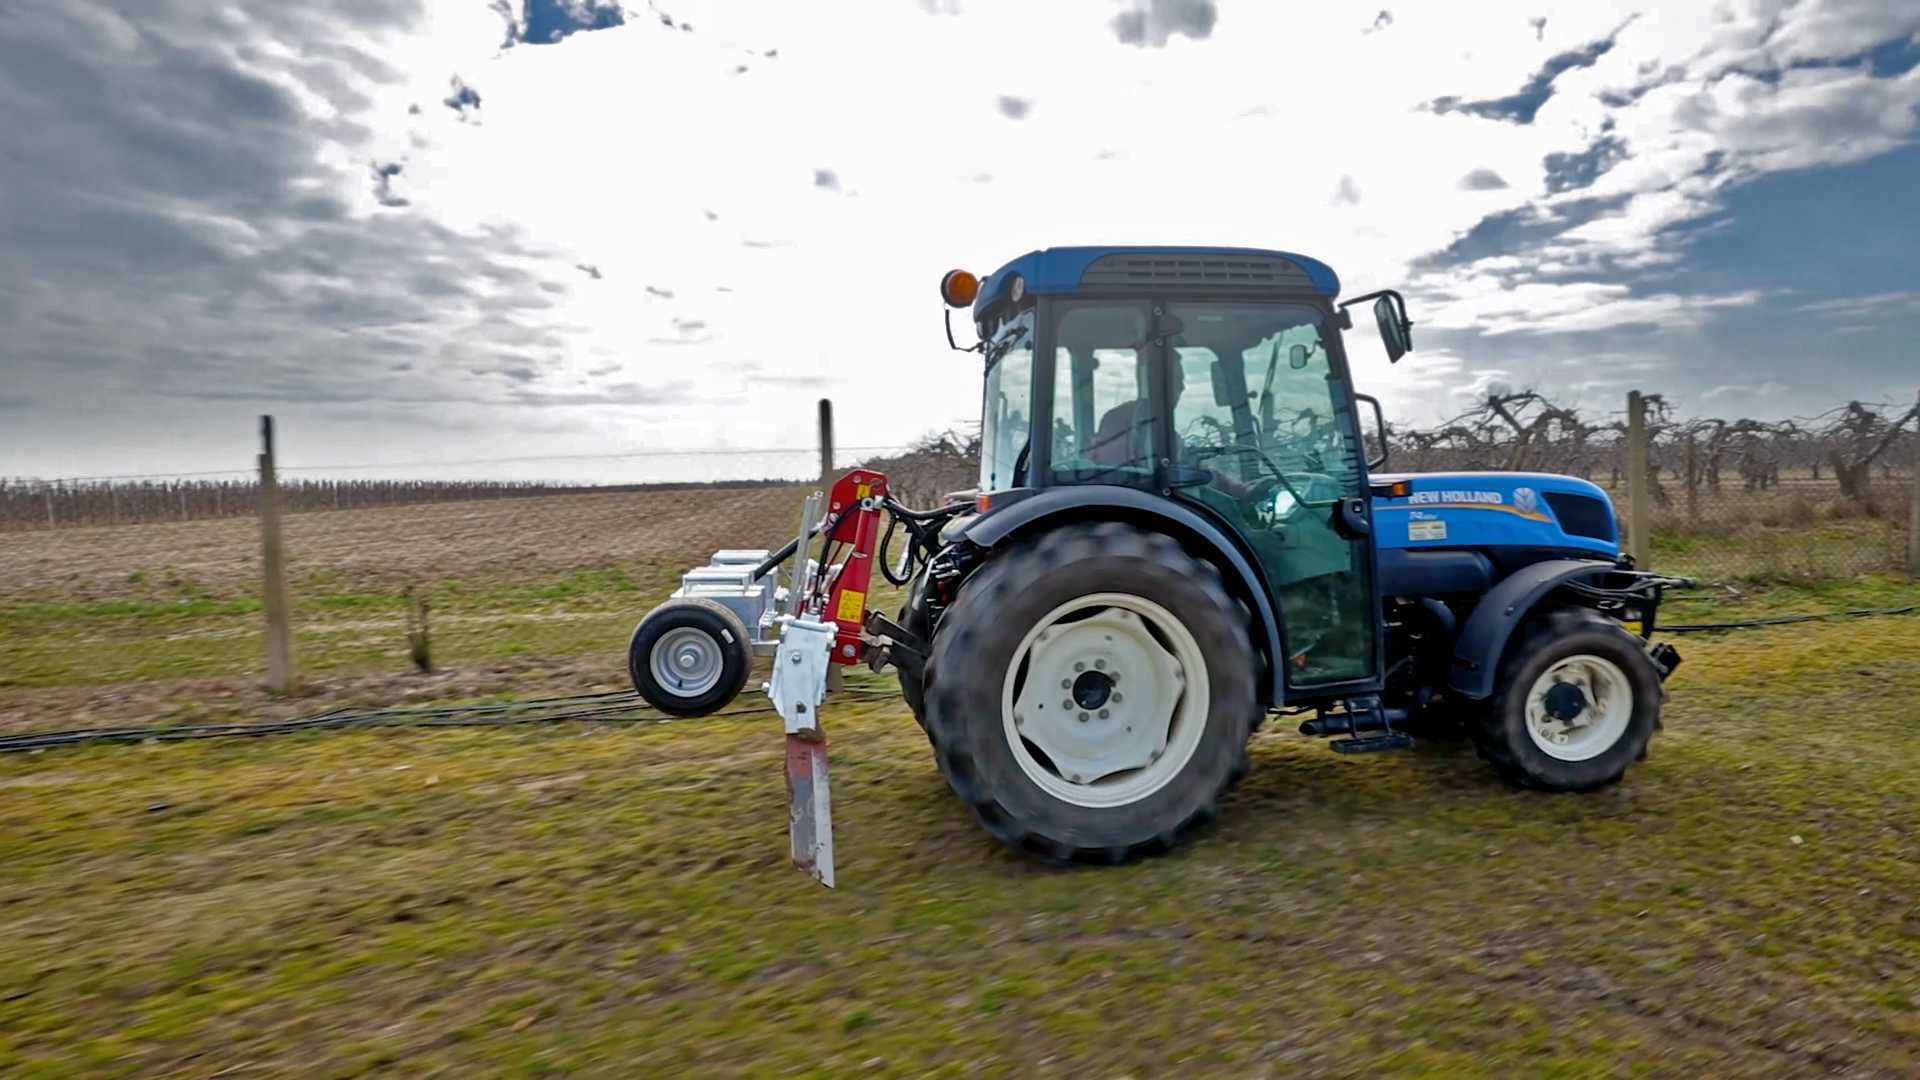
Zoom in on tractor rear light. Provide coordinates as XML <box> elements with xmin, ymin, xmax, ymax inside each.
<box><xmin>975</xmin><ymin>492</ymin><xmax>993</xmax><ymax>514</ymax></box>
<box><xmin>940</xmin><ymin>269</ymin><xmax>979</xmax><ymax>308</ymax></box>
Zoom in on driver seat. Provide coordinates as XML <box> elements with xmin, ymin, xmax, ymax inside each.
<box><xmin>1087</xmin><ymin>401</ymin><xmax>1148</xmax><ymax>467</ymax></box>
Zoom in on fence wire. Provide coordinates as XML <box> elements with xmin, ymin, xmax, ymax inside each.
<box><xmin>7</xmin><ymin>402</ymin><xmax>1915</xmax><ymax>586</ymax></box>
<box><xmin>1</xmin><ymin>444</ymin><xmax>933</xmax><ymax>532</ymax></box>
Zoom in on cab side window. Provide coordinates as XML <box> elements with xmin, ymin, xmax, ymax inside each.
<box><xmin>1048</xmin><ymin>303</ymin><xmax>1156</xmax><ymax>485</ymax></box>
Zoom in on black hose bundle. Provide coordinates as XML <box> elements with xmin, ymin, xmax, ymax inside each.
<box><xmin>878</xmin><ymin>498</ymin><xmax>969</xmax><ymax>586</ymax></box>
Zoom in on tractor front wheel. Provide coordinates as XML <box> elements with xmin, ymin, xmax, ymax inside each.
<box><xmin>1470</xmin><ymin>608</ymin><xmax>1663</xmax><ymax>791</ymax></box>
<box><xmin>923</xmin><ymin>523</ymin><xmax>1258</xmax><ymax>863</ymax></box>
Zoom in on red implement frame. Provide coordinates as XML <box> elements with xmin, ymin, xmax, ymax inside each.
<box><xmin>804</xmin><ymin>469</ymin><xmax>887</xmax><ymax>665</ymax></box>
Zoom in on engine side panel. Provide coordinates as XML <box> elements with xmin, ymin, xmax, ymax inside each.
<box><xmin>1372</xmin><ymin>471</ymin><xmax>1617</xmax><ymax>559</ymax></box>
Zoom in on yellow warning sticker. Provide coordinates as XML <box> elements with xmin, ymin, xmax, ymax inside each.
<box><xmin>836</xmin><ymin>589</ymin><xmax>866</xmax><ymax>623</ymax></box>
<box><xmin>855</xmin><ymin>483</ymin><xmax>871</xmax><ymax>500</ymax></box>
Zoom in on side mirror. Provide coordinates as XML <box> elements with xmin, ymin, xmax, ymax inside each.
<box><xmin>1354</xmin><ymin>392</ymin><xmax>1389</xmax><ymax>471</ymax></box>
<box><xmin>1289</xmin><ymin>344</ymin><xmax>1309</xmax><ymax>370</ymax></box>
<box><xmin>1337</xmin><ymin>289</ymin><xmax>1415</xmax><ymax>364</ymax></box>
<box><xmin>1373</xmin><ymin>295</ymin><xmax>1412</xmax><ymax>362</ymax></box>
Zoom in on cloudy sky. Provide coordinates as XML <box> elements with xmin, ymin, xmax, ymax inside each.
<box><xmin>2</xmin><ymin>0</ymin><xmax>1917</xmax><ymax>482</ymax></box>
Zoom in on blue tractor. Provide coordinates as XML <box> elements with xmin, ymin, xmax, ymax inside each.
<box><xmin>867</xmin><ymin>246</ymin><xmax>1687</xmax><ymax>863</ymax></box>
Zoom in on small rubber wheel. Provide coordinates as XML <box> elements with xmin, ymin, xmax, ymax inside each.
<box><xmin>628</xmin><ymin>598</ymin><xmax>753</xmax><ymax>717</ymax></box>
<box><xmin>1470</xmin><ymin>608</ymin><xmax>1663</xmax><ymax>791</ymax></box>
<box><xmin>923</xmin><ymin>522</ymin><xmax>1258</xmax><ymax>864</ymax></box>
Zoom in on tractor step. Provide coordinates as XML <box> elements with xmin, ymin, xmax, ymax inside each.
<box><xmin>1305</xmin><ymin>696</ymin><xmax>1414</xmax><ymax>754</ymax></box>
<box><xmin>1329</xmin><ymin>732</ymin><xmax>1415</xmax><ymax>754</ymax></box>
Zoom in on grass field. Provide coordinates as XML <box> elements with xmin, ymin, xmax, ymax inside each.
<box><xmin>2</xmin><ymin>488</ymin><xmax>1917</xmax><ymax>1076</ymax></box>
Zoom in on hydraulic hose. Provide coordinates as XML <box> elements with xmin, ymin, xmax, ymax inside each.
<box><xmin>878</xmin><ymin>498</ymin><xmax>969</xmax><ymax>586</ymax></box>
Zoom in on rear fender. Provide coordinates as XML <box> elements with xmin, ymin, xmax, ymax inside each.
<box><xmin>1448</xmin><ymin>559</ymin><xmax>1615</xmax><ymax>700</ymax></box>
<box><xmin>960</xmin><ymin>486</ymin><xmax>1285</xmax><ymax>705</ymax></box>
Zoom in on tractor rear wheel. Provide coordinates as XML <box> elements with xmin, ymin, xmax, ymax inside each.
<box><xmin>627</xmin><ymin>598</ymin><xmax>753</xmax><ymax>717</ymax></box>
<box><xmin>1470</xmin><ymin>608</ymin><xmax>1662</xmax><ymax>791</ymax></box>
<box><xmin>923</xmin><ymin>522</ymin><xmax>1258</xmax><ymax>863</ymax></box>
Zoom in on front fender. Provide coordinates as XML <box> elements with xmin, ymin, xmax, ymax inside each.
<box><xmin>961</xmin><ymin>486</ymin><xmax>1286</xmax><ymax>705</ymax></box>
<box><xmin>1448</xmin><ymin>558</ymin><xmax>1616</xmax><ymax>700</ymax></box>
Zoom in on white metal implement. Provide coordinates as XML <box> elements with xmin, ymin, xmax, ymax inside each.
<box><xmin>768</xmin><ymin>615</ymin><xmax>837</xmax><ymax>887</ymax></box>
<box><xmin>768</xmin><ymin>491</ymin><xmax>836</xmax><ymax>887</ymax></box>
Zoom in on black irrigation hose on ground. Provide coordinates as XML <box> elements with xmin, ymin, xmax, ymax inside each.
<box><xmin>1655</xmin><ymin>603</ymin><xmax>1917</xmax><ymax>633</ymax></box>
<box><xmin>6</xmin><ymin>601</ymin><xmax>1915</xmax><ymax>756</ymax></box>
<box><xmin>0</xmin><ymin>687</ymin><xmax>903</xmax><ymax>756</ymax></box>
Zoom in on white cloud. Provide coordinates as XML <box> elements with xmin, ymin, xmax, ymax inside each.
<box><xmin>350</xmin><ymin>0</ymin><xmax>1909</xmax><ymax>448</ymax></box>
<box><xmin>1797</xmin><ymin>291</ymin><xmax>1920</xmax><ymax>318</ymax></box>
<box><xmin>1701</xmin><ymin>380</ymin><xmax>1788</xmax><ymax>401</ymax></box>
<box><xmin>10</xmin><ymin>0</ymin><xmax>1920</xmax><ymax>474</ymax></box>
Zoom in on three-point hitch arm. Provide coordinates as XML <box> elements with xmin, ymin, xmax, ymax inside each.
<box><xmin>757</xmin><ymin>471</ymin><xmax>967</xmax><ymax>888</ymax></box>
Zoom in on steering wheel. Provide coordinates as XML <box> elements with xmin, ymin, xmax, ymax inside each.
<box><xmin>1191</xmin><ymin>444</ymin><xmax>1339</xmax><ymax>518</ymax></box>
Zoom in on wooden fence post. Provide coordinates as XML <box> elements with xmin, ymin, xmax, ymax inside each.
<box><xmin>44</xmin><ymin>487</ymin><xmax>55</xmax><ymax>529</ymax></box>
<box><xmin>1627</xmin><ymin>391</ymin><xmax>1651</xmax><ymax>568</ymax></box>
<box><xmin>817</xmin><ymin>398</ymin><xmax>835</xmax><ymax>484</ymax></box>
<box><xmin>1909</xmin><ymin>391</ymin><xmax>1919</xmax><ymax>580</ymax></box>
<box><xmin>1684</xmin><ymin>435</ymin><xmax>1699</xmax><ymax>523</ymax></box>
<box><xmin>816</xmin><ymin>397</ymin><xmax>846</xmax><ymax>692</ymax></box>
<box><xmin>259</xmin><ymin>416</ymin><xmax>298</xmax><ymax>696</ymax></box>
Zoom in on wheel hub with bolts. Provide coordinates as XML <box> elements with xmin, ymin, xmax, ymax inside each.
<box><xmin>1004</xmin><ymin>593</ymin><xmax>1206</xmax><ymax>807</ymax></box>
<box><xmin>1524</xmin><ymin>654</ymin><xmax>1632</xmax><ymax>762</ymax></box>
<box><xmin>650</xmin><ymin>626</ymin><xmax>724</xmax><ymax>697</ymax></box>
<box><xmin>1071</xmin><ymin>669</ymin><xmax>1113</xmax><ymax>710</ymax></box>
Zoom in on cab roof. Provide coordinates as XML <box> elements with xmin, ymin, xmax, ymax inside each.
<box><xmin>972</xmin><ymin>246</ymin><xmax>1341</xmax><ymax>318</ymax></box>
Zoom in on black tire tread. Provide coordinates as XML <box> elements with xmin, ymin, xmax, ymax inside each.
<box><xmin>896</xmin><ymin>570</ymin><xmax>930</xmax><ymax>734</ymax></box>
<box><xmin>1467</xmin><ymin>607</ymin><xmax>1660</xmax><ymax>791</ymax></box>
<box><xmin>627</xmin><ymin>597</ymin><xmax>754</xmax><ymax>718</ymax></box>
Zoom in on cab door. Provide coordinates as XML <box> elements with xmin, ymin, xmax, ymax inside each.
<box><xmin>1160</xmin><ymin>301</ymin><xmax>1380</xmax><ymax>691</ymax></box>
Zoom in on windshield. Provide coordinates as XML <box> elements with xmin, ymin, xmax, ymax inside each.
<box><xmin>978</xmin><ymin>309</ymin><xmax>1035</xmax><ymax>491</ymax></box>
<box><xmin>1168</xmin><ymin>303</ymin><xmax>1358</xmax><ymax>486</ymax></box>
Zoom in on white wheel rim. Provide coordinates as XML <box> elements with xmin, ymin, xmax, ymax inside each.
<box><xmin>1000</xmin><ymin>592</ymin><xmax>1209</xmax><ymax>809</ymax></box>
<box><xmin>650</xmin><ymin>626</ymin><xmax>724</xmax><ymax>698</ymax></box>
<box><xmin>1524</xmin><ymin>654</ymin><xmax>1633</xmax><ymax>762</ymax></box>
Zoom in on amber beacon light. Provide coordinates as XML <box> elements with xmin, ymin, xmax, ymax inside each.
<box><xmin>940</xmin><ymin>269</ymin><xmax>979</xmax><ymax>308</ymax></box>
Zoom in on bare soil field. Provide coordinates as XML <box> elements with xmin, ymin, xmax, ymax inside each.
<box><xmin>0</xmin><ymin>485</ymin><xmax>807</xmax><ymax>604</ymax></box>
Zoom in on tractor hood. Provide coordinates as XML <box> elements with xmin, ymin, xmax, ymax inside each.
<box><xmin>1370</xmin><ymin>471</ymin><xmax>1618</xmax><ymax>557</ymax></box>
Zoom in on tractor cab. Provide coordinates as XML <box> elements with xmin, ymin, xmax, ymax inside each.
<box><xmin>941</xmin><ymin>247</ymin><xmax>1414</xmax><ymax>693</ymax></box>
